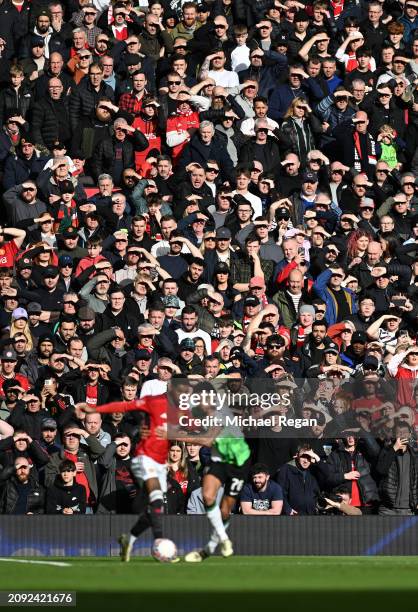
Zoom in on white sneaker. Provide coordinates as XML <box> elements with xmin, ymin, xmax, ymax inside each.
<box><xmin>220</xmin><ymin>539</ymin><xmax>234</xmax><ymax>558</ymax></box>
<box><xmin>184</xmin><ymin>549</ymin><xmax>209</xmax><ymax>563</ymax></box>
<box><xmin>118</xmin><ymin>534</ymin><xmax>132</xmax><ymax>562</ymax></box>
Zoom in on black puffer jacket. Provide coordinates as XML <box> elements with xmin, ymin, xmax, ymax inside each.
<box><xmin>46</xmin><ymin>476</ymin><xmax>86</xmax><ymax>514</ymax></box>
<box><xmin>376</xmin><ymin>446</ymin><xmax>418</xmax><ymax>511</ymax></box>
<box><xmin>31</xmin><ymin>95</ymin><xmax>71</xmax><ymax>149</ymax></box>
<box><xmin>69</xmin><ymin>78</ymin><xmax>115</xmax><ymax>132</ymax></box>
<box><xmin>0</xmin><ymin>468</ymin><xmax>45</xmax><ymax>515</ymax></box>
<box><xmin>326</xmin><ymin>440</ymin><xmax>380</xmax><ymax>504</ymax></box>
<box><xmin>90</xmin><ymin>132</ymin><xmax>148</xmax><ymax>183</ymax></box>
<box><xmin>0</xmin><ymin>83</ymin><xmax>33</xmax><ymax>126</ymax></box>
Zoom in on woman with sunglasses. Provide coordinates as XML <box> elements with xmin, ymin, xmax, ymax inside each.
<box><xmin>279</xmin><ymin>97</ymin><xmax>322</xmax><ymax>161</ymax></box>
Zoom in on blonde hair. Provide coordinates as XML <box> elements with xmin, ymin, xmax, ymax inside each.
<box><xmin>10</xmin><ymin>321</ymin><xmax>34</xmax><ymax>351</ymax></box>
<box><xmin>284</xmin><ymin>97</ymin><xmax>306</xmax><ymax>119</ymax></box>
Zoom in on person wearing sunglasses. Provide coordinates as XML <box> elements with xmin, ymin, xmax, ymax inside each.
<box><xmin>3</xmin><ymin>180</ymin><xmax>47</xmax><ymax>226</ymax></box>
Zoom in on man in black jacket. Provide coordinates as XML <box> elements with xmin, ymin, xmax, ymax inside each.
<box><xmin>325</xmin><ymin>435</ymin><xmax>380</xmax><ymax>513</ymax></box>
<box><xmin>376</xmin><ymin>421</ymin><xmax>418</xmax><ymax>516</ymax></box>
<box><xmin>276</xmin><ymin>444</ymin><xmax>324</xmax><ymax>515</ymax></box>
<box><xmin>91</xmin><ymin>117</ymin><xmax>148</xmax><ymax>186</ymax></box>
<box><xmin>0</xmin><ymin>456</ymin><xmax>45</xmax><ymax>515</ymax></box>
<box><xmin>31</xmin><ymin>77</ymin><xmax>71</xmax><ymax>150</ymax></box>
<box><xmin>69</xmin><ymin>63</ymin><xmax>115</xmax><ymax>133</ymax></box>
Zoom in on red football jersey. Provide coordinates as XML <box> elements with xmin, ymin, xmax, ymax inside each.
<box><xmin>95</xmin><ymin>395</ymin><xmax>169</xmax><ymax>464</ymax></box>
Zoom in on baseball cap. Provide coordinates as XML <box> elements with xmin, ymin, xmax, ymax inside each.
<box><xmin>62</xmin><ymin>227</ymin><xmax>78</xmax><ymax>239</ymax></box>
<box><xmin>78</xmin><ymin>306</ymin><xmax>96</xmax><ymax>321</ymax></box>
<box><xmin>180</xmin><ymin>338</ymin><xmax>196</xmax><ymax>350</ymax></box>
<box><xmin>324</xmin><ymin>342</ymin><xmax>340</xmax><ymax>355</ymax></box>
<box><xmin>359</xmin><ymin>198</ymin><xmax>375</xmax><ymax>208</ymax></box>
<box><xmin>134</xmin><ymin>348</ymin><xmax>152</xmax><ymax>360</ymax></box>
<box><xmin>230</xmin><ymin>348</ymin><xmax>244</xmax><ymax>360</ymax></box>
<box><xmin>12</xmin><ymin>307</ymin><xmax>28</xmax><ymax>320</ymax></box>
<box><xmin>124</xmin><ymin>53</ymin><xmax>141</xmax><ymax>65</ymax></box>
<box><xmin>162</xmin><ymin>295</ymin><xmax>180</xmax><ymax>308</ymax></box>
<box><xmin>352</xmin><ymin>331</ymin><xmax>368</xmax><ymax>344</ymax></box>
<box><xmin>0</xmin><ymin>349</ymin><xmax>17</xmax><ymax>361</ymax></box>
<box><xmin>363</xmin><ymin>355</ymin><xmax>379</xmax><ymax>370</ymax></box>
<box><xmin>244</xmin><ymin>296</ymin><xmax>260</xmax><ymax>307</ymax></box>
<box><xmin>31</xmin><ymin>35</ymin><xmax>45</xmax><ymax>47</ymax></box>
<box><xmin>249</xmin><ymin>276</ymin><xmax>265</xmax><ymax>288</ymax></box>
<box><xmin>215</xmin><ymin>261</ymin><xmax>230</xmax><ymax>274</ymax></box>
<box><xmin>42</xmin><ymin>265</ymin><xmax>59</xmax><ymax>278</ymax></box>
<box><xmin>302</xmin><ymin>171</ymin><xmax>318</xmax><ymax>183</ymax></box>
<box><xmin>59</xmin><ymin>179</ymin><xmax>75</xmax><ymax>194</ymax></box>
<box><xmin>17</xmin><ymin>257</ymin><xmax>33</xmax><ymax>270</ymax></box>
<box><xmin>59</xmin><ymin>255</ymin><xmax>73</xmax><ymax>268</ymax></box>
<box><xmin>197</xmin><ymin>2</ymin><xmax>210</xmax><ymax>11</ymax></box>
<box><xmin>294</xmin><ymin>9</ymin><xmax>310</xmax><ymax>21</ymax></box>
<box><xmin>3</xmin><ymin>379</ymin><xmax>20</xmax><ymax>392</ymax></box>
<box><xmin>215</xmin><ymin>226</ymin><xmax>231</xmax><ymax>240</ymax></box>
<box><xmin>42</xmin><ymin>418</ymin><xmax>57</xmax><ymax>430</ymax></box>
<box><xmin>27</xmin><ymin>302</ymin><xmax>42</xmax><ymax>314</ymax></box>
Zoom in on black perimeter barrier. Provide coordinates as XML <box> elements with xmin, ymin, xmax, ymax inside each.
<box><xmin>1</xmin><ymin>515</ymin><xmax>418</xmax><ymax>556</ymax></box>
<box><xmin>1</xmin><ymin>517</ymin><xmax>417</xmax><ymax>612</ymax></box>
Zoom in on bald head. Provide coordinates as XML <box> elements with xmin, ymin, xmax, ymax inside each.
<box><xmin>367</xmin><ymin>241</ymin><xmax>383</xmax><ymax>264</ymax></box>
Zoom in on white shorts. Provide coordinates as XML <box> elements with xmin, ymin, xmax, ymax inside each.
<box><xmin>130</xmin><ymin>455</ymin><xmax>167</xmax><ymax>493</ymax></box>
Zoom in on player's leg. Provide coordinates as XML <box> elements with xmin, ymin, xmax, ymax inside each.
<box><xmin>184</xmin><ymin>470</ymin><xmax>225</xmax><ymax>562</ymax></box>
<box><xmin>119</xmin><ymin>456</ymin><xmax>160</xmax><ymax>562</ymax></box>
<box><xmin>203</xmin><ymin>473</ymin><xmax>230</xmax><ymax>544</ymax></box>
<box><xmin>119</xmin><ymin>485</ymin><xmax>150</xmax><ymax>562</ymax></box>
<box><xmin>144</xmin><ymin>476</ymin><xmax>164</xmax><ymax>539</ymax></box>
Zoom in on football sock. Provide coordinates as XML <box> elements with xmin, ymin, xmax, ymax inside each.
<box><xmin>131</xmin><ymin>513</ymin><xmax>150</xmax><ymax>538</ymax></box>
<box><xmin>129</xmin><ymin>534</ymin><xmax>137</xmax><ymax>548</ymax></box>
<box><xmin>149</xmin><ymin>489</ymin><xmax>164</xmax><ymax>539</ymax></box>
<box><xmin>205</xmin><ymin>503</ymin><xmax>228</xmax><ymax>543</ymax></box>
<box><xmin>204</xmin><ymin>516</ymin><xmax>231</xmax><ymax>554</ymax></box>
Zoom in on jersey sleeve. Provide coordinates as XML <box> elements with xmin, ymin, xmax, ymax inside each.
<box><xmin>95</xmin><ymin>398</ymin><xmax>148</xmax><ymax>414</ymax></box>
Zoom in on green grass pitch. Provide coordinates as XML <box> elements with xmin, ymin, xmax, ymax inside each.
<box><xmin>2</xmin><ymin>556</ymin><xmax>418</xmax><ymax>612</ymax></box>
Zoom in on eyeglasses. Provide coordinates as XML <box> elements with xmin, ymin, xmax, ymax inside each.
<box><xmin>378</xmin><ymin>92</ymin><xmax>391</xmax><ymax>97</ymax></box>
<box><xmin>377</xmin><ymin>168</ymin><xmax>389</xmax><ymax>173</ymax></box>
<box><xmin>214</xmin><ymin>24</ymin><xmax>226</xmax><ymax>29</ymax></box>
<box><xmin>204</xmin><ymin>237</ymin><xmax>216</xmax><ymax>242</ymax></box>
<box><xmin>295</xmin><ymin>105</ymin><xmax>306</xmax><ymax>110</ymax></box>
<box><xmin>361</xmin><ymin>206</ymin><xmax>374</xmax><ymax>211</ymax></box>
<box><xmin>207</xmin><ymin>167</ymin><xmax>219</xmax><ymax>173</ymax></box>
<box><xmin>22</xmin><ymin>187</ymin><xmax>35</xmax><ymax>192</ymax></box>
<box><xmin>256</xmin><ymin>128</ymin><xmax>268</xmax><ymax>134</ymax></box>
<box><xmin>168</xmin><ymin>80</ymin><xmax>181</xmax><ymax>85</ymax></box>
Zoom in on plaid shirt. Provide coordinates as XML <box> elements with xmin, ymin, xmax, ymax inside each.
<box><xmin>118</xmin><ymin>92</ymin><xmax>144</xmax><ymax>116</ymax></box>
<box><xmin>230</xmin><ymin>255</ymin><xmax>274</xmax><ymax>286</ymax></box>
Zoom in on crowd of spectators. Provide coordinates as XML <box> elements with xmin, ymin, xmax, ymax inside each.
<box><xmin>0</xmin><ymin>0</ymin><xmax>417</xmax><ymax>518</ymax></box>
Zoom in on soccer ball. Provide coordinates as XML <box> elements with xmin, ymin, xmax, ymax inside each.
<box><xmin>151</xmin><ymin>538</ymin><xmax>178</xmax><ymax>563</ymax></box>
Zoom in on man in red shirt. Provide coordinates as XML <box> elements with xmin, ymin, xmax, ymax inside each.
<box><xmin>78</xmin><ymin>380</ymin><xmax>189</xmax><ymax>562</ymax></box>
<box><xmin>0</xmin><ymin>226</ymin><xmax>26</xmax><ymax>268</ymax></box>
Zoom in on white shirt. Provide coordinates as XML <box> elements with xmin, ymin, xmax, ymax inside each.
<box><xmin>207</xmin><ymin>69</ymin><xmax>239</xmax><ymax>93</ymax></box>
<box><xmin>140</xmin><ymin>379</ymin><xmax>168</xmax><ymax>398</ymax></box>
<box><xmin>231</xmin><ymin>45</ymin><xmax>250</xmax><ymax>72</ymax></box>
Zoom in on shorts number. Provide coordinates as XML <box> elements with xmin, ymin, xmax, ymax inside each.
<box><xmin>230</xmin><ymin>478</ymin><xmax>244</xmax><ymax>494</ymax></box>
